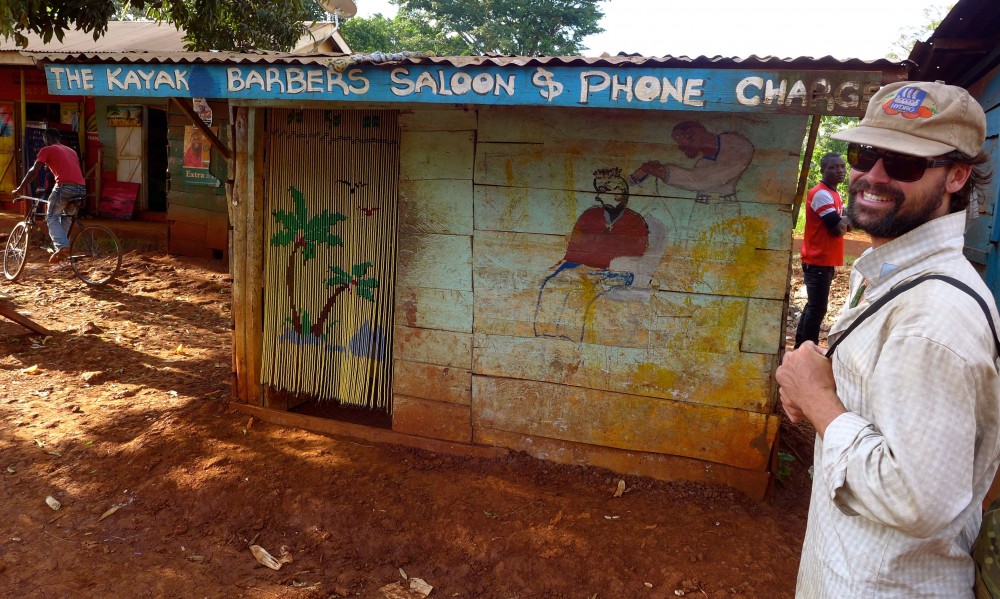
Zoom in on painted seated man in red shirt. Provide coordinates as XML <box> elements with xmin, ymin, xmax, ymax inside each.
<box><xmin>534</xmin><ymin>167</ymin><xmax>656</xmax><ymax>341</ymax></box>
<box><xmin>13</xmin><ymin>128</ymin><xmax>86</xmax><ymax>263</ymax></box>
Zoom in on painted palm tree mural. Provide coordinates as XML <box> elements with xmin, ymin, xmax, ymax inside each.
<box><xmin>259</xmin><ymin>109</ymin><xmax>399</xmax><ymax>411</ymax></box>
<box><xmin>271</xmin><ymin>186</ymin><xmax>379</xmax><ymax>341</ymax></box>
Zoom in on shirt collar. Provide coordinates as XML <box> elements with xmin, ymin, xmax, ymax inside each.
<box><xmin>853</xmin><ymin>211</ymin><xmax>967</xmax><ymax>295</ymax></box>
<box><xmin>703</xmin><ymin>135</ymin><xmax>721</xmax><ymax>161</ymax></box>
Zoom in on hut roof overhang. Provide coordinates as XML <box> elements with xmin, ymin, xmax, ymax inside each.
<box><xmin>26</xmin><ymin>50</ymin><xmax>908</xmax><ymax>117</ymax></box>
<box><xmin>906</xmin><ymin>0</ymin><xmax>1000</xmax><ymax>87</ymax></box>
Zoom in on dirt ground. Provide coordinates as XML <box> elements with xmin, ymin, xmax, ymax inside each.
<box><xmin>0</xmin><ymin>229</ymin><xmax>856</xmax><ymax>599</ymax></box>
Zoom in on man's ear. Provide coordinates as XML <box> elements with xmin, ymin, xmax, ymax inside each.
<box><xmin>945</xmin><ymin>163</ymin><xmax>973</xmax><ymax>194</ymax></box>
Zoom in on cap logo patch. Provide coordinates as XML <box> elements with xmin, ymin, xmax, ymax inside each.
<box><xmin>882</xmin><ymin>86</ymin><xmax>937</xmax><ymax>119</ymax></box>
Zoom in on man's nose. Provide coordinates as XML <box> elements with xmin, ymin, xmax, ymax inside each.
<box><xmin>861</xmin><ymin>159</ymin><xmax>892</xmax><ymax>184</ymax></box>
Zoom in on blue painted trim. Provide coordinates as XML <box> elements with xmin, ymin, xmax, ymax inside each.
<box><xmin>44</xmin><ymin>64</ymin><xmax>882</xmax><ymax>114</ymax></box>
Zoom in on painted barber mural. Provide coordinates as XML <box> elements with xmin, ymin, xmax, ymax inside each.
<box><xmin>629</xmin><ymin>120</ymin><xmax>754</xmax><ymax>202</ymax></box>
<box><xmin>534</xmin><ymin>167</ymin><xmax>667</xmax><ymax>342</ymax></box>
<box><xmin>532</xmin><ymin>118</ymin><xmax>759</xmax><ymax>344</ymax></box>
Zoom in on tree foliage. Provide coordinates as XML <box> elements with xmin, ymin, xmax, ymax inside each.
<box><xmin>1</xmin><ymin>0</ymin><xmax>326</xmax><ymax>51</ymax></box>
<box><xmin>886</xmin><ymin>2</ymin><xmax>954</xmax><ymax>60</ymax></box>
<box><xmin>339</xmin><ymin>10</ymin><xmax>467</xmax><ymax>55</ymax></box>
<box><xmin>388</xmin><ymin>0</ymin><xmax>604</xmax><ymax>56</ymax></box>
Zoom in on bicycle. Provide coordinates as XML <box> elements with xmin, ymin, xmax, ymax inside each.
<box><xmin>3</xmin><ymin>193</ymin><xmax>122</xmax><ymax>286</ymax></box>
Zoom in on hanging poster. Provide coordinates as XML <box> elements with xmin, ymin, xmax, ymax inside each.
<box><xmin>106</xmin><ymin>105</ymin><xmax>141</xmax><ymax>127</ymax></box>
<box><xmin>192</xmin><ymin>97</ymin><xmax>212</xmax><ymax>125</ymax></box>
<box><xmin>0</xmin><ymin>104</ymin><xmax>12</xmax><ymax>138</ymax></box>
<box><xmin>182</xmin><ymin>126</ymin><xmax>219</xmax><ymax>187</ymax></box>
<box><xmin>60</xmin><ymin>103</ymin><xmax>80</xmax><ymax>130</ymax></box>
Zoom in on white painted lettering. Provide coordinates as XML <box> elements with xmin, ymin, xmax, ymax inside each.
<box><xmin>683</xmin><ymin>79</ymin><xmax>705</xmax><ymax>107</ymax></box>
<box><xmin>244</xmin><ymin>70</ymin><xmax>265</xmax><ymax>91</ymax></box>
<box><xmin>326</xmin><ymin>70</ymin><xmax>349</xmax><ymax>94</ymax></box>
<box><xmin>660</xmin><ymin>77</ymin><xmax>684</xmax><ymax>103</ymax></box>
<box><xmin>307</xmin><ymin>69</ymin><xmax>323</xmax><ymax>93</ymax></box>
<box><xmin>836</xmin><ymin>80</ymin><xmax>860</xmax><ymax>109</ymax></box>
<box><xmin>579</xmin><ymin>71</ymin><xmax>610</xmax><ymax>104</ymax></box>
<box><xmin>66</xmin><ymin>69</ymin><xmax>84</xmax><ymax>89</ymax></box>
<box><xmin>286</xmin><ymin>68</ymin><xmax>307</xmax><ymax>94</ymax></box>
<box><xmin>137</xmin><ymin>70</ymin><xmax>155</xmax><ymax>88</ymax></box>
<box><xmin>611</xmin><ymin>75</ymin><xmax>633</xmax><ymax>102</ymax></box>
<box><xmin>472</xmin><ymin>73</ymin><xmax>493</xmax><ymax>95</ymax></box>
<box><xmin>153</xmin><ymin>71</ymin><xmax>175</xmax><ymax>89</ymax></box>
<box><xmin>123</xmin><ymin>71</ymin><xmax>142</xmax><ymax>89</ymax></box>
<box><xmin>436</xmin><ymin>70</ymin><xmax>453</xmax><ymax>96</ymax></box>
<box><xmin>763</xmin><ymin>79</ymin><xmax>787</xmax><ymax>105</ymax></box>
<box><xmin>48</xmin><ymin>67</ymin><xmax>66</xmax><ymax>90</ymax></box>
<box><xmin>266</xmin><ymin>68</ymin><xmax>286</xmax><ymax>93</ymax></box>
<box><xmin>414</xmin><ymin>71</ymin><xmax>437</xmax><ymax>94</ymax></box>
<box><xmin>390</xmin><ymin>68</ymin><xmax>414</xmax><ymax>96</ymax></box>
<box><xmin>174</xmin><ymin>69</ymin><xmax>189</xmax><ymax>90</ymax></box>
<box><xmin>634</xmin><ymin>76</ymin><xmax>659</xmax><ymax>102</ymax></box>
<box><xmin>785</xmin><ymin>80</ymin><xmax>808</xmax><ymax>107</ymax></box>
<box><xmin>347</xmin><ymin>69</ymin><xmax>368</xmax><ymax>94</ymax></box>
<box><xmin>736</xmin><ymin>77</ymin><xmax>763</xmax><ymax>106</ymax></box>
<box><xmin>494</xmin><ymin>74</ymin><xmax>515</xmax><ymax>96</ymax></box>
<box><xmin>810</xmin><ymin>78</ymin><xmax>833</xmax><ymax>111</ymax></box>
<box><xmin>451</xmin><ymin>72</ymin><xmax>472</xmax><ymax>95</ymax></box>
<box><xmin>107</xmin><ymin>68</ymin><xmax>126</xmax><ymax>91</ymax></box>
<box><xmin>228</xmin><ymin>68</ymin><xmax>245</xmax><ymax>92</ymax></box>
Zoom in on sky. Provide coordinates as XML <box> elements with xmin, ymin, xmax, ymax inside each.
<box><xmin>347</xmin><ymin>0</ymin><xmax>954</xmax><ymax>61</ymax></box>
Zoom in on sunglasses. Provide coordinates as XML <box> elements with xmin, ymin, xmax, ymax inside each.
<box><xmin>846</xmin><ymin>143</ymin><xmax>953</xmax><ymax>182</ymax></box>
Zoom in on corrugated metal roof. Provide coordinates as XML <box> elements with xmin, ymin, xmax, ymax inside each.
<box><xmin>26</xmin><ymin>50</ymin><xmax>905</xmax><ymax>76</ymax></box>
<box><xmin>0</xmin><ymin>21</ymin><xmax>188</xmax><ymax>53</ymax></box>
<box><xmin>906</xmin><ymin>0</ymin><xmax>1000</xmax><ymax>87</ymax></box>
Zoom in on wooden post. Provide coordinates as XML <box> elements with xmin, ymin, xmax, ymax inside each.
<box><xmin>230</xmin><ymin>106</ymin><xmax>249</xmax><ymax>403</ymax></box>
<box><xmin>245</xmin><ymin>107</ymin><xmax>265</xmax><ymax>405</ymax></box>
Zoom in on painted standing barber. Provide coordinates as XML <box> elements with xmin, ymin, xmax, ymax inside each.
<box><xmin>776</xmin><ymin>81</ymin><xmax>1000</xmax><ymax>597</ymax></box>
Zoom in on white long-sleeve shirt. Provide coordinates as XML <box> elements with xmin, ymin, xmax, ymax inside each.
<box><xmin>797</xmin><ymin>211</ymin><xmax>1000</xmax><ymax>598</ymax></box>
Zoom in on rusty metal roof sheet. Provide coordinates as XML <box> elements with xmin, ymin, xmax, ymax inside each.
<box><xmin>0</xmin><ymin>21</ymin><xmax>188</xmax><ymax>53</ymax></box>
<box><xmin>906</xmin><ymin>0</ymin><xmax>1000</xmax><ymax>87</ymax></box>
<box><xmin>26</xmin><ymin>50</ymin><xmax>906</xmax><ymax>76</ymax></box>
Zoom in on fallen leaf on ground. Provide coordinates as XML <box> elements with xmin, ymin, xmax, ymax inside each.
<box><xmin>97</xmin><ymin>504</ymin><xmax>123</xmax><ymax>522</ymax></box>
<box><xmin>249</xmin><ymin>545</ymin><xmax>293</xmax><ymax>570</ymax></box>
<box><xmin>20</xmin><ymin>365</ymin><xmax>40</xmax><ymax>375</ymax></box>
<box><xmin>613</xmin><ymin>479</ymin><xmax>625</xmax><ymax>498</ymax></box>
<box><xmin>379</xmin><ymin>578</ymin><xmax>433</xmax><ymax>599</ymax></box>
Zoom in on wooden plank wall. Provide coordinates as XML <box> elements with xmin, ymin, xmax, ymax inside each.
<box><xmin>392</xmin><ymin>107</ymin><xmax>477</xmax><ymax>443</ymax></box>
<box><xmin>166</xmin><ymin>100</ymin><xmax>230</xmax><ymax>259</ymax></box>
<box><xmin>392</xmin><ymin>105</ymin><xmax>808</xmax><ymax>497</ymax></box>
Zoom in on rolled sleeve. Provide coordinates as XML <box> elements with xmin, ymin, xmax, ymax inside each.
<box><xmin>820</xmin><ymin>412</ymin><xmax>873</xmax><ymax>507</ymax></box>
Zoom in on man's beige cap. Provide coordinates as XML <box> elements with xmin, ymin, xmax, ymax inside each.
<box><xmin>833</xmin><ymin>80</ymin><xmax>986</xmax><ymax>157</ymax></box>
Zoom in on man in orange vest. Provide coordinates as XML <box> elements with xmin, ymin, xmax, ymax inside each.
<box><xmin>794</xmin><ymin>152</ymin><xmax>849</xmax><ymax>348</ymax></box>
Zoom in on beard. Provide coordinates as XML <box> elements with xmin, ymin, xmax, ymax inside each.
<box><xmin>846</xmin><ymin>178</ymin><xmax>947</xmax><ymax>239</ymax></box>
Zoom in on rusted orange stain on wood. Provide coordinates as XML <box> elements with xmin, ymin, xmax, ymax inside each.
<box><xmin>688</xmin><ymin>217</ymin><xmax>770</xmax><ymax>295</ymax></box>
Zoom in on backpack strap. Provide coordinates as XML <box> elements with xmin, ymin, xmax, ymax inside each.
<box><xmin>826</xmin><ymin>274</ymin><xmax>1000</xmax><ymax>361</ymax></box>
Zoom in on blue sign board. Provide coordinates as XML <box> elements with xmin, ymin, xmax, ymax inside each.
<box><xmin>45</xmin><ymin>64</ymin><xmax>882</xmax><ymax>115</ymax></box>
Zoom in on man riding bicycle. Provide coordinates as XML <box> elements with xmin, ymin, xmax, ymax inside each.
<box><xmin>13</xmin><ymin>128</ymin><xmax>86</xmax><ymax>263</ymax></box>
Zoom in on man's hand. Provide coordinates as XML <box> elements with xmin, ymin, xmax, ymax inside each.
<box><xmin>639</xmin><ymin>160</ymin><xmax>668</xmax><ymax>182</ymax></box>
<box><xmin>775</xmin><ymin>341</ymin><xmax>846</xmax><ymax>437</ymax></box>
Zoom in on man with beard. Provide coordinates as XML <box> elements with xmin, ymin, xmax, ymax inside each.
<box><xmin>776</xmin><ymin>81</ymin><xmax>1000</xmax><ymax>597</ymax></box>
<box><xmin>795</xmin><ymin>152</ymin><xmax>850</xmax><ymax>348</ymax></box>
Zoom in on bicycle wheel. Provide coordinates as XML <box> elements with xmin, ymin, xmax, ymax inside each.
<box><xmin>69</xmin><ymin>224</ymin><xmax>122</xmax><ymax>286</ymax></box>
<box><xmin>3</xmin><ymin>222</ymin><xmax>31</xmax><ymax>281</ymax></box>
